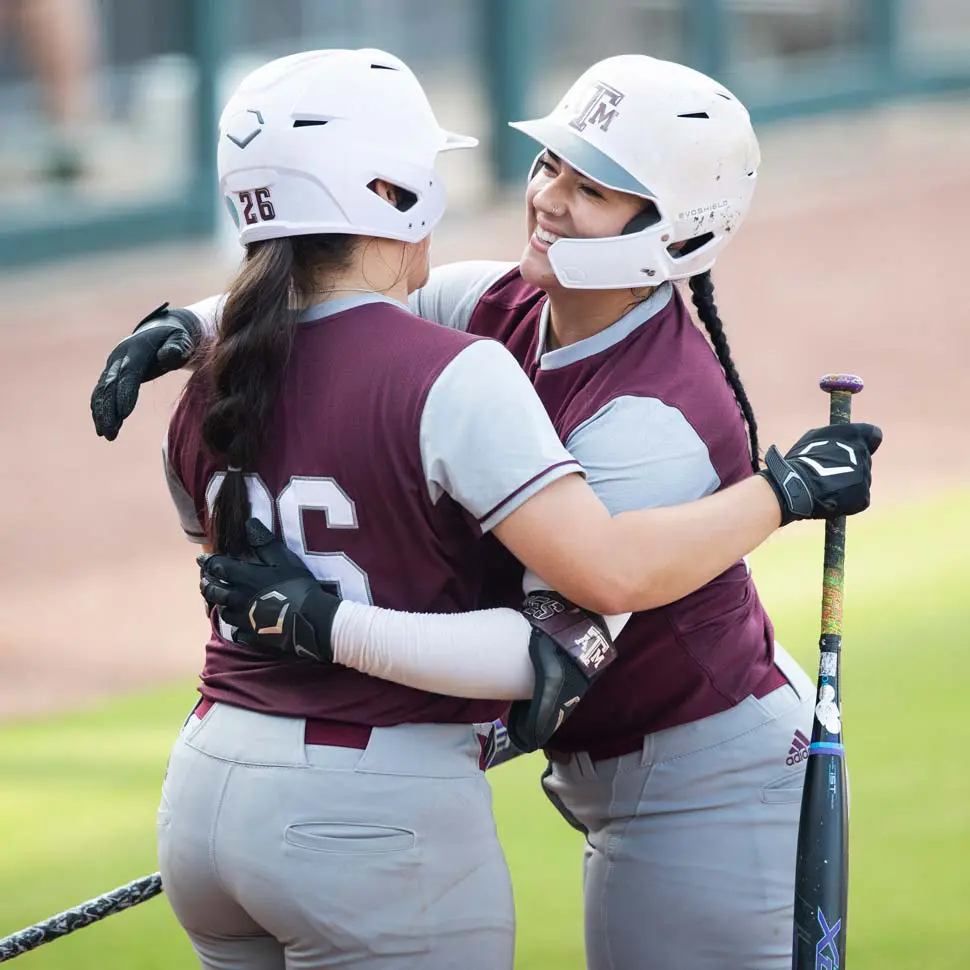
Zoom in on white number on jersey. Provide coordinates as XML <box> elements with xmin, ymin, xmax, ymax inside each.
<box><xmin>205</xmin><ymin>473</ymin><xmax>373</xmax><ymax>604</ymax></box>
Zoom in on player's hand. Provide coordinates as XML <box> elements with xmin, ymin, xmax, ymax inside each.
<box><xmin>505</xmin><ymin>592</ymin><xmax>616</xmax><ymax>753</ymax></box>
<box><xmin>760</xmin><ymin>422</ymin><xmax>883</xmax><ymax>526</ymax></box>
<box><xmin>199</xmin><ymin>518</ymin><xmax>340</xmax><ymax>663</ymax></box>
<box><xmin>90</xmin><ymin>303</ymin><xmax>201</xmax><ymax>440</ymax></box>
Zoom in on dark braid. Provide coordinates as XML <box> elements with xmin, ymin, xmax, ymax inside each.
<box><xmin>688</xmin><ymin>270</ymin><xmax>760</xmax><ymax>472</ymax></box>
<box><xmin>200</xmin><ymin>233</ymin><xmax>357</xmax><ymax>555</ymax></box>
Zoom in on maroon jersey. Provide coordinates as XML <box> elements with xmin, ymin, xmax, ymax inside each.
<box><xmin>166</xmin><ymin>296</ymin><xmax>581</xmax><ymax>727</ymax></box>
<box><xmin>466</xmin><ymin>268</ymin><xmax>786</xmax><ymax>760</ymax></box>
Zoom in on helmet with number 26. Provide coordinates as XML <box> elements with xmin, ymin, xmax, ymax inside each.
<box><xmin>510</xmin><ymin>54</ymin><xmax>761</xmax><ymax>289</ymax></box>
<box><xmin>217</xmin><ymin>49</ymin><xmax>477</xmax><ymax>246</ymax></box>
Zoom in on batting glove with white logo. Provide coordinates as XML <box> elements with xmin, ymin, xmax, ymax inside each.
<box><xmin>760</xmin><ymin>422</ymin><xmax>883</xmax><ymax>526</ymax></box>
<box><xmin>198</xmin><ymin>518</ymin><xmax>340</xmax><ymax>662</ymax></box>
<box><xmin>90</xmin><ymin>303</ymin><xmax>202</xmax><ymax>440</ymax></box>
<box><xmin>506</xmin><ymin>592</ymin><xmax>617</xmax><ymax>753</ymax></box>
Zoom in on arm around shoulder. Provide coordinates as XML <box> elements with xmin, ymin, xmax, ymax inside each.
<box><xmin>90</xmin><ymin>298</ymin><xmax>216</xmax><ymax>440</ymax></box>
<box><xmin>492</xmin><ymin>472</ymin><xmax>781</xmax><ymax>615</ymax></box>
<box><xmin>494</xmin><ymin>419</ymin><xmax>881</xmax><ymax>615</ymax></box>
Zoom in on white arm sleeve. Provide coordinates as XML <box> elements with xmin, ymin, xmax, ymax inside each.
<box><xmin>329</xmin><ymin>581</ymin><xmax>627</xmax><ymax>700</ymax></box>
<box><xmin>184</xmin><ymin>294</ymin><xmax>226</xmax><ymax>339</ymax></box>
<box><xmin>330</xmin><ymin>581</ymin><xmax>627</xmax><ymax>700</ymax></box>
<box><xmin>331</xmin><ymin>600</ymin><xmax>535</xmax><ymax>699</ymax></box>
<box><xmin>408</xmin><ymin>261</ymin><xmax>515</xmax><ymax>330</ymax></box>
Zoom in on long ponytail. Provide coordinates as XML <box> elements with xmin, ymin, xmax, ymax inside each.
<box><xmin>201</xmin><ymin>234</ymin><xmax>356</xmax><ymax>555</ymax></box>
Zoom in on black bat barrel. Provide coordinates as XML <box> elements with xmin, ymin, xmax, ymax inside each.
<box><xmin>792</xmin><ymin>634</ymin><xmax>849</xmax><ymax>969</ymax></box>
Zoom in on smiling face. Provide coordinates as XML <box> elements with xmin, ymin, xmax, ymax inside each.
<box><xmin>519</xmin><ymin>151</ymin><xmax>648</xmax><ymax>291</ymax></box>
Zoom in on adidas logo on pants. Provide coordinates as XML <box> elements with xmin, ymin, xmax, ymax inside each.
<box><xmin>787</xmin><ymin>729</ymin><xmax>810</xmax><ymax>765</ymax></box>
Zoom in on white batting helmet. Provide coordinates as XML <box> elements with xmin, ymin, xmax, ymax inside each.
<box><xmin>510</xmin><ymin>55</ymin><xmax>761</xmax><ymax>289</ymax></box>
<box><xmin>217</xmin><ymin>49</ymin><xmax>478</xmax><ymax>246</ymax></box>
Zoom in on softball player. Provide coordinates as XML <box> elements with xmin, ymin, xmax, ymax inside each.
<box><xmin>91</xmin><ymin>54</ymin><xmax>881</xmax><ymax>970</ymax></box>
<box><xmin>188</xmin><ymin>57</ymin><xmax>881</xmax><ymax>970</ymax></box>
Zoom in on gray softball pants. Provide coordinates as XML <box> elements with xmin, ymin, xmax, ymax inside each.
<box><xmin>543</xmin><ymin>645</ymin><xmax>816</xmax><ymax>970</ymax></box>
<box><xmin>157</xmin><ymin>702</ymin><xmax>514</xmax><ymax>970</ymax></box>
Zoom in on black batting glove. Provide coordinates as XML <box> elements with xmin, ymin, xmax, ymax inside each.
<box><xmin>506</xmin><ymin>592</ymin><xmax>617</xmax><ymax>753</ymax></box>
<box><xmin>760</xmin><ymin>422</ymin><xmax>883</xmax><ymax>526</ymax></box>
<box><xmin>90</xmin><ymin>303</ymin><xmax>201</xmax><ymax>440</ymax></box>
<box><xmin>199</xmin><ymin>518</ymin><xmax>340</xmax><ymax>663</ymax></box>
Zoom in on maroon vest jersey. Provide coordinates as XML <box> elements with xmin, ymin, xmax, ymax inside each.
<box><xmin>167</xmin><ymin>298</ymin><xmax>570</xmax><ymax>728</ymax></box>
<box><xmin>467</xmin><ymin>269</ymin><xmax>786</xmax><ymax>759</ymax></box>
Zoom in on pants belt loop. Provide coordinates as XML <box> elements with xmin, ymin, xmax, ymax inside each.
<box><xmin>639</xmin><ymin>731</ymin><xmax>655</xmax><ymax>768</ymax></box>
<box><xmin>575</xmin><ymin>750</ymin><xmax>596</xmax><ymax>780</ymax></box>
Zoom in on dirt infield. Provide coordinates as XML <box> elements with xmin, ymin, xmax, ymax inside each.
<box><xmin>2</xmin><ymin>98</ymin><xmax>968</xmax><ymax>722</ymax></box>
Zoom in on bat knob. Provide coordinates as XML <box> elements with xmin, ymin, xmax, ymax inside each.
<box><xmin>819</xmin><ymin>373</ymin><xmax>864</xmax><ymax>395</ymax></box>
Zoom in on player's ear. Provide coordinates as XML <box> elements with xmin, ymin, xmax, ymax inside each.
<box><xmin>369</xmin><ymin>179</ymin><xmax>399</xmax><ymax>208</ymax></box>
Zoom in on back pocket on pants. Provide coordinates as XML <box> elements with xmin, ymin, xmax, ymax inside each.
<box><xmin>284</xmin><ymin>822</ymin><xmax>415</xmax><ymax>854</ymax></box>
<box><xmin>282</xmin><ymin>820</ymin><xmax>427</xmax><ymax>955</ymax></box>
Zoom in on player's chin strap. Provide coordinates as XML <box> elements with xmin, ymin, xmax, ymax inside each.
<box><xmin>505</xmin><ymin>591</ymin><xmax>617</xmax><ymax>753</ymax></box>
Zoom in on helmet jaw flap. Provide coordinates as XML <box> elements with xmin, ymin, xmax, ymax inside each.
<box><xmin>217</xmin><ymin>49</ymin><xmax>477</xmax><ymax>246</ymax></box>
<box><xmin>511</xmin><ymin>55</ymin><xmax>760</xmax><ymax>290</ymax></box>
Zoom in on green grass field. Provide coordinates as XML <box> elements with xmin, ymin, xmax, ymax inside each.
<box><xmin>2</xmin><ymin>491</ymin><xmax>968</xmax><ymax>969</ymax></box>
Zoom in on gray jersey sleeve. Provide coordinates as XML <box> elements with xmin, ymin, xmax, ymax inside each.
<box><xmin>564</xmin><ymin>396</ymin><xmax>721</xmax><ymax>515</ymax></box>
<box><xmin>420</xmin><ymin>340</ymin><xmax>583</xmax><ymax>532</ymax></box>
<box><xmin>408</xmin><ymin>261</ymin><xmax>516</xmax><ymax>330</ymax></box>
<box><xmin>162</xmin><ymin>437</ymin><xmax>206</xmax><ymax>543</ymax></box>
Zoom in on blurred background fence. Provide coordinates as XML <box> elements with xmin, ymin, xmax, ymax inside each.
<box><xmin>0</xmin><ymin>0</ymin><xmax>967</xmax><ymax>268</ymax></box>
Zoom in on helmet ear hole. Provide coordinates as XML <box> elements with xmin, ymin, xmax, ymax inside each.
<box><xmin>367</xmin><ymin>179</ymin><xmax>418</xmax><ymax>213</ymax></box>
<box><xmin>622</xmin><ymin>201</ymin><xmax>661</xmax><ymax>235</ymax></box>
<box><xmin>667</xmin><ymin>232</ymin><xmax>714</xmax><ymax>259</ymax></box>
<box><xmin>393</xmin><ymin>188</ymin><xmax>418</xmax><ymax>213</ymax></box>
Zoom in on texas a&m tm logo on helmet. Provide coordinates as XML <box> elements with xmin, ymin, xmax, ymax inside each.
<box><xmin>568</xmin><ymin>82</ymin><xmax>624</xmax><ymax>133</ymax></box>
